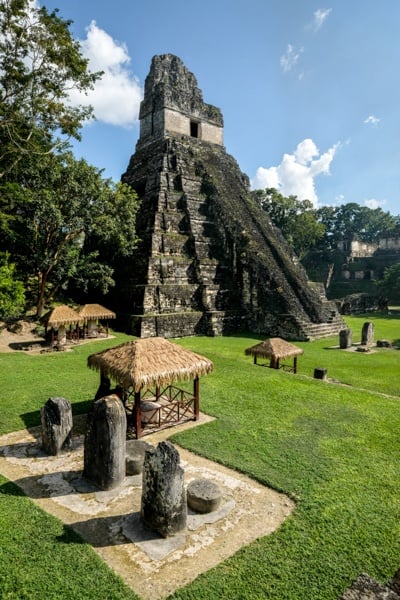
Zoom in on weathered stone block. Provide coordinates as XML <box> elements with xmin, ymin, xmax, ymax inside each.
<box><xmin>361</xmin><ymin>321</ymin><xmax>374</xmax><ymax>345</ymax></box>
<box><xmin>126</xmin><ymin>439</ymin><xmax>153</xmax><ymax>475</ymax></box>
<box><xmin>339</xmin><ymin>328</ymin><xmax>352</xmax><ymax>349</ymax></box>
<box><xmin>314</xmin><ymin>367</ymin><xmax>327</xmax><ymax>380</ymax></box>
<box><xmin>141</xmin><ymin>441</ymin><xmax>187</xmax><ymax>537</ymax></box>
<box><xmin>187</xmin><ymin>478</ymin><xmax>222</xmax><ymax>513</ymax></box>
<box><xmin>83</xmin><ymin>394</ymin><xmax>126</xmax><ymax>490</ymax></box>
<box><xmin>41</xmin><ymin>396</ymin><xmax>73</xmax><ymax>456</ymax></box>
<box><xmin>377</xmin><ymin>339</ymin><xmax>392</xmax><ymax>348</ymax></box>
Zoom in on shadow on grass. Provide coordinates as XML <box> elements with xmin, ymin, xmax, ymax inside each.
<box><xmin>20</xmin><ymin>399</ymin><xmax>93</xmax><ymax>430</ymax></box>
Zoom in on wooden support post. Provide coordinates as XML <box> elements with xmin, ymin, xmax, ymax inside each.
<box><xmin>134</xmin><ymin>391</ymin><xmax>142</xmax><ymax>439</ymax></box>
<box><xmin>193</xmin><ymin>377</ymin><xmax>200</xmax><ymax>420</ymax></box>
<box><xmin>253</xmin><ymin>356</ymin><xmax>257</xmax><ymax>365</ymax></box>
<box><xmin>294</xmin><ymin>357</ymin><xmax>298</xmax><ymax>374</ymax></box>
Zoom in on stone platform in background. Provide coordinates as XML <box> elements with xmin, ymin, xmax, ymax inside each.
<box><xmin>0</xmin><ymin>414</ymin><xmax>294</xmax><ymax>600</ymax></box>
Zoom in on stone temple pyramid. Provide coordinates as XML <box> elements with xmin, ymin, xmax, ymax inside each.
<box><xmin>120</xmin><ymin>54</ymin><xmax>345</xmax><ymax>340</ymax></box>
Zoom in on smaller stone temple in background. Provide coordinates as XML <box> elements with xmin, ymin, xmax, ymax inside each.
<box><xmin>120</xmin><ymin>54</ymin><xmax>345</xmax><ymax>340</ymax></box>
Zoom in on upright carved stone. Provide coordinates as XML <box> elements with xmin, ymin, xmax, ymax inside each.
<box><xmin>339</xmin><ymin>328</ymin><xmax>352</xmax><ymax>349</ymax></box>
<box><xmin>119</xmin><ymin>53</ymin><xmax>346</xmax><ymax>341</ymax></box>
<box><xmin>41</xmin><ymin>396</ymin><xmax>73</xmax><ymax>455</ymax></box>
<box><xmin>83</xmin><ymin>394</ymin><xmax>126</xmax><ymax>490</ymax></box>
<box><xmin>141</xmin><ymin>441</ymin><xmax>187</xmax><ymax>537</ymax></box>
<box><xmin>361</xmin><ymin>321</ymin><xmax>374</xmax><ymax>346</ymax></box>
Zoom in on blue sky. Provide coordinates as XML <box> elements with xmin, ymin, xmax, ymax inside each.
<box><xmin>44</xmin><ymin>1</ymin><xmax>400</xmax><ymax>214</ymax></box>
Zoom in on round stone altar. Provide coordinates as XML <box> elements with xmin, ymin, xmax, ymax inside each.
<box><xmin>187</xmin><ymin>478</ymin><xmax>222</xmax><ymax>513</ymax></box>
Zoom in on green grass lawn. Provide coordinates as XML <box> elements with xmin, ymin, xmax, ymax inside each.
<box><xmin>1</xmin><ymin>314</ymin><xmax>400</xmax><ymax>599</ymax></box>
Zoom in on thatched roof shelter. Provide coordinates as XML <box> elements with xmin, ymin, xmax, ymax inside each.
<box><xmin>77</xmin><ymin>303</ymin><xmax>116</xmax><ymax>321</ymax></box>
<box><xmin>245</xmin><ymin>337</ymin><xmax>304</xmax><ymax>372</ymax></box>
<box><xmin>87</xmin><ymin>337</ymin><xmax>214</xmax><ymax>393</ymax></box>
<box><xmin>42</xmin><ymin>305</ymin><xmax>82</xmax><ymax>327</ymax></box>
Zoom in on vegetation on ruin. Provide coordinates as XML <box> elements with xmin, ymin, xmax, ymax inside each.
<box><xmin>0</xmin><ymin>313</ymin><xmax>400</xmax><ymax>598</ymax></box>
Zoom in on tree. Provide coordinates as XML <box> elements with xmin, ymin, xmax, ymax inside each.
<box><xmin>0</xmin><ymin>0</ymin><xmax>99</xmax><ymax>178</ymax></box>
<box><xmin>0</xmin><ymin>253</ymin><xmax>25</xmax><ymax>319</ymax></box>
<box><xmin>5</xmin><ymin>151</ymin><xmax>139</xmax><ymax>316</ymax></box>
<box><xmin>253</xmin><ymin>188</ymin><xmax>325</xmax><ymax>259</ymax></box>
<box><xmin>377</xmin><ymin>263</ymin><xmax>400</xmax><ymax>303</ymax></box>
<box><xmin>316</xmin><ymin>203</ymin><xmax>399</xmax><ymax>248</ymax></box>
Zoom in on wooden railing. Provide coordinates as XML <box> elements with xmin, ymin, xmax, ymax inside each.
<box><xmin>139</xmin><ymin>385</ymin><xmax>196</xmax><ymax>431</ymax></box>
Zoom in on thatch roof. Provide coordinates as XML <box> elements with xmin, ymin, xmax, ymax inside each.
<box><xmin>42</xmin><ymin>305</ymin><xmax>82</xmax><ymax>327</ymax></box>
<box><xmin>77</xmin><ymin>303</ymin><xmax>116</xmax><ymax>320</ymax></box>
<box><xmin>245</xmin><ymin>337</ymin><xmax>304</xmax><ymax>360</ymax></box>
<box><xmin>87</xmin><ymin>337</ymin><xmax>214</xmax><ymax>392</ymax></box>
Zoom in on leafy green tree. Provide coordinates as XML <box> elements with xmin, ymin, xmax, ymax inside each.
<box><xmin>316</xmin><ymin>203</ymin><xmax>399</xmax><ymax>248</ymax></box>
<box><xmin>0</xmin><ymin>253</ymin><xmax>25</xmax><ymax>319</ymax></box>
<box><xmin>377</xmin><ymin>263</ymin><xmax>400</xmax><ymax>303</ymax></box>
<box><xmin>0</xmin><ymin>0</ymin><xmax>99</xmax><ymax>178</ymax></box>
<box><xmin>253</xmin><ymin>188</ymin><xmax>325</xmax><ymax>259</ymax></box>
<box><xmin>5</xmin><ymin>152</ymin><xmax>139</xmax><ymax>316</ymax></box>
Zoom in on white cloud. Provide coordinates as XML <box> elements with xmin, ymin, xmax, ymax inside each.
<box><xmin>312</xmin><ymin>8</ymin><xmax>332</xmax><ymax>31</ymax></box>
<box><xmin>364</xmin><ymin>198</ymin><xmax>386</xmax><ymax>209</ymax></box>
<box><xmin>280</xmin><ymin>44</ymin><xmax>304</xmax><ymax>73</ymax></box>
<box><xmin>69</xmin><ymin>21</ymin><xmax>143</xmax><ymax>127</ymax></box>
<box><xmin>364</xmin><ymin>115</ymin><xmax>380</xmax><ymax>126</ymax></box>
<box><xmin>251</xmin><ymin>138</ymin><xmax>339</xmax><ymax>206</ymax></box>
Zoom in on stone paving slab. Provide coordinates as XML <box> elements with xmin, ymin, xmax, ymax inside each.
<box><xmin>0</xmin><ymin>415</ymin><xmax>294</xmax><ymax>599</ymax></box>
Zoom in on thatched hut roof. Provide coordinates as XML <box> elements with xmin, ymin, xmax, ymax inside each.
<box><xmin>87</xmin><ymin>337</ymin><xmax>214</xmax><ymax>392</ymax></box>
<box><xmin>42</xmin><ymin>305</ymin><xmax>82</xmax><ymax>327</ymax></box>
<box><xmin>245</xmin><ymin>337</ymin><xmax>304</xmax><ymax>360</ymax></box>
<box><xmin>77</xmin><ymin>303</ymin><xmax>116</xmax><ymax>320</ymax></box>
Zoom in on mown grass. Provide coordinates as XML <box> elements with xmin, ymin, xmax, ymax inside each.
<box><xmin>1</xmin><ymin>314</ymin><xmax>400</xmax><ymax>599</ymax></box>
<box><xmin>0</xmin><ymin>475</ymin><xmax>138</xmax><ymax>600</ymax></box>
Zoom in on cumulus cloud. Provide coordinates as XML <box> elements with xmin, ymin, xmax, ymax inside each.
<box><xmin>280</xmin><ymin>44</ymin><xmax>304</xmax><ymax>73</ymax></box>
<box><xmin>312</xmin><ymin>8</ymin><xmax>332</xmax><ymax>31</ymax></box>
<box><xmin>69</xmin><ymin>21</ymin><xmax>143</xmax><ymax>127</ymax></box>
<box><xmin>364</xmin><ymin>198</ymin><xmax>386</xmax><ymax>209</ymax></box>
<box><xmin>364</xmin><ymin>115</ymin><xmax>380</xmax><ymax>126</ymax></box>
<box><xmin>251</xmin><ymin>138</ymin><xmax>339</xmax><ymax>206</ymax></box>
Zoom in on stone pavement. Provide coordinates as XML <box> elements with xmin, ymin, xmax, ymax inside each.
<box><xmin>0</xmin><ymin>414</ymin><xmax>294</xmax><ymax>599</ymax></box>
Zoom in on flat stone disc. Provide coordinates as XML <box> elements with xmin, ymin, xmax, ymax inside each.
<box><xmin>187</xmin><ymin>478</ymin><xmax>222</xmax><ymax>514</ymax></box>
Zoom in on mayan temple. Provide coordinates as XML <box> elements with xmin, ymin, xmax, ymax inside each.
<box><xmin>120</xmin><ymin>54</ymin><xmax>345</xmax><ymax>339</ymax></box>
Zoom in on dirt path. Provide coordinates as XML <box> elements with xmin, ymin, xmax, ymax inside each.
<box><xmin>0</xmin><ymin>321</ymin><xmax>44</xmax><ymax>352</ymax></box>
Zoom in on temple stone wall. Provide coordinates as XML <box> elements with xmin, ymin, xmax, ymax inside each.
<box><xmin>120</xmin><ymin>54</ymin><xmax>345</xmax><ymax>340</ymax></box>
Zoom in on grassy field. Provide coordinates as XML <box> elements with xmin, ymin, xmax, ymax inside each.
<box><xmin>0</xmin><ymin>313</ymin><xmax>399</xmax><ymax>599</ymax></box>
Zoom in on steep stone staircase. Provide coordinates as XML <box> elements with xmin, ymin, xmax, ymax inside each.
<box><xmin>285</xmin><ymin>300</ymin><xmax>346</xmax><ymax>341</ymax></box>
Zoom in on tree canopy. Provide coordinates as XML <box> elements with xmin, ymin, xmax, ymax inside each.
<box><xmin>378</xmin><ymin>263</ymin><xmax>400</xmax><ymax>303</ymax></box>
<box><xmin>253</xmin><ymin>188</ymin><xmax>325</xmax><ymax>259</ymax></box>
<box><xmin>0</xmin><ymin>2</ymin><xmax>140</xmax><ymax>319</ymax></box>
<box><xmin>254</xmin><ymin>188</ymin><xmax>400</xmax><ymax>259</ymax></box>
<box><xmin>3</xmin><ymin>151</ymin><xmax>139</xmax><ymax>316</ymax></box>
<box><xmin>316</xmin><ymin>202</ymin><xmax>399</xmax><ymax>250</ymax></box>
<box><xmin>0</xmin><ymin>252</ymin><xmax>25</xmax><ymax>319</ymax></box>
<box><xmin>0</xmin><ymin>0</ymin><xmax>99</xmax><ymax>178</ymax></box>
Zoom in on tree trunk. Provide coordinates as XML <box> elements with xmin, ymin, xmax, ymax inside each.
<box><xmin>36</xmin><ymin>272</ymin><xmax>47</xmax><ymax>317</ymax></box>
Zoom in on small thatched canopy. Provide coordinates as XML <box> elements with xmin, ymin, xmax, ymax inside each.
<box><xmin>87</xmin><ymin>337</ymin><xmax>214</xmax><ymax>392</ymax></box>
<box><xmin>245</xmin><ymin>337</ymin><xmax>303</xmax><ymax>372</ymax></box>
<box><xmin>42</xmin><ymin>305</ymin><xmax>82</xmax><ymax>327</ymax></box>
<box><xmin>245</xmin><ymin>337</ymin><xmax>304</xmax><ymax>360</ymax></box>
<box><xmin>77</xmin><ymin>303</ymin><xmax>116</xmax><ymax>321</ymax></box>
